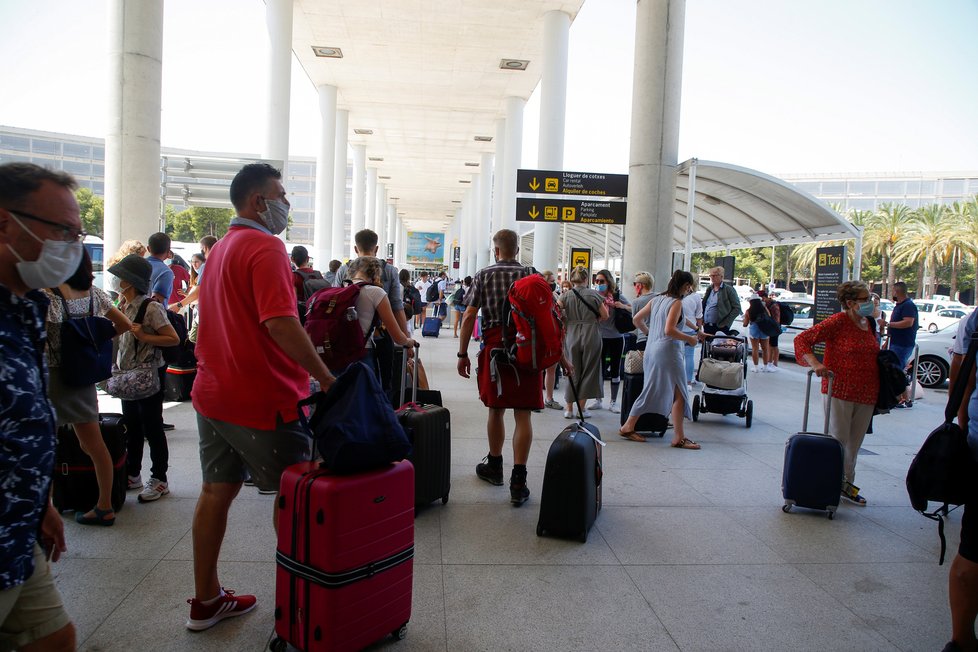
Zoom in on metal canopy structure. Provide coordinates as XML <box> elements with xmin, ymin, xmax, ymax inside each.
<box><xmin>291</xmin><ymin>0</ymin><xmax>584</xmax><ymax>232</ymax></box>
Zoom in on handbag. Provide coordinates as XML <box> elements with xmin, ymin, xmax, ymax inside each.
<box><xmin>298</xmin><ymin>361</ymin><xmax>412</xmax><ymax>474</ymax></box>
<box><xmin>612</xmin><ymin>292</ymin><xmax>635</xmax><ymax>334</ymax></box>
<box><xmin>906</xmin><ymin>334</ymin><xmax>978</xmax><ymax>564</ymax></box>
<box><xmin>106</xmin><ymin>365</ymin><xmax>160</xmax><ymax>400</ymax></box>
<box><xmin>623</xmin><ymin>350</ymin><xmax>644</xmax><ymax>374</ymax></box>
<box><xmin>53</xmin><ymin>288</ymin><xmax>116</xmax><ymax>387</ymax></box>
<box><xmin>756</xmin><ymin>314</ymin><xmax>781</xmax><ymax>339</ymax></box>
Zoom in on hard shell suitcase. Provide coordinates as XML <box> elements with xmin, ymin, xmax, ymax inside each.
<box><xmin>52</xmin><ymin>413</ymin><xmax>127</xmax><ymax>513</ymax></box>
<box><xmin>273</xmin><ymin>460</ymin><xmax>414</xmax><ymax>652</ymax></box>
<box><xmin>421</xmin><ymin>316</ymin><xmax>441</xmax><ymax>338</ymax></box>
<box><xmin>537</xmin><ymin>378</ymin><xmax>606</xmax><ymax>542</ymax></box>
<box><xmin>395</xmin><ymin>344</ymin><xmax>451</xmax><ymax>508</ymax></box>
<box><xmin>619</xmin><ymin>371</ymin><xmax>668</xmax><ymax>436</ymax></box>
<box><xmin>782</xmin><ymin>370</ymin><xmax>844</xmax><ymax>518</ymax></box>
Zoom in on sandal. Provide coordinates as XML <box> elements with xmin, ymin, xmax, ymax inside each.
<box><xmin>75</xmin><ymin>506</ymin><xmax>115</xmax><ymax>526</ymax></box>
<box><xmin>671</xmin><ymin>438</ymin><xmax>701</xmax><ymax>450</ymax></box>
<box><xmin>619</xmin><ymin>430</ymin><xmax>647</xmax><ymax>443</ymax></box>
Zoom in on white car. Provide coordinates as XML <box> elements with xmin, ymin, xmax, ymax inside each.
<box><xmin>914</xmin><ymin>325</ymin><xmax>958</xmax><ymax>388</ymax></box>
<box><xmin>772</xmin><ymin>300</ymin><xmax>814</xmax><ymax>359</ymax></box>
<box><xmin>919</xmin><ymin>307</ymin><xmax>968</xmax><ymax>333</ymax></box>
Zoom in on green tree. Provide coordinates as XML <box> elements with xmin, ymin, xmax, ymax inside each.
<box><xmin>168</xmin><ymin>207</ymin><xmax>197</xmax><ymax>242</ymax></box>
<box><xmin>75</xmin><ymin>187</ymin><xmax>104</xmax><ymax>238</ymax></box>
<box><xmin>863</xmin><ymin>203</ymin><xmax>912</xmax><ymax>298</ymax></box>
<box><xmin>189</xmin><ymin>207</ymin><xmax>233</xmax><ymax>239</ymax></box>
<box><xmin>893</xmin><ymin>204</ymin><xmax>949</xmax><ymax>297</ymax></box>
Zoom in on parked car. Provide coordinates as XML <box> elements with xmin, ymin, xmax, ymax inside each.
<box><xmin>913</xmin><ymin>325</ymin><xmax>957</xmax><ymax>388</ymax></box>
<box><xmin>771</xmin><ymin>299</ymin><xmax>814</xmax><ymax>359</ymax></box>
<box><xmin>919</xmin><ymin>307</ymin><xmax>968</xmax><ymax>333</ymax></box>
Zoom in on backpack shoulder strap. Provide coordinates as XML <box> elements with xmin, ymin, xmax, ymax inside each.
<box><xmin>572</xmin><ymin>288</ymin><xmax>601</xmax><ymax>319</ymax></box>
<box><xmin>946</xmin><ymin>332</ymin><xmax>978</xmax><ymax>424</ymax></box>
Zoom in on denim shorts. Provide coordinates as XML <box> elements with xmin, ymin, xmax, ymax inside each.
<box><xmin>748</xmin><ymin>322</ymin><xmax>769</xmax><ymax>340</ymax></box>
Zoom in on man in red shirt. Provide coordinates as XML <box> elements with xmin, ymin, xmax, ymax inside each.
<box><xmin>186</xmin><ymin>163</ymin><xmax>335</xmax><ymax>632</ymax></box>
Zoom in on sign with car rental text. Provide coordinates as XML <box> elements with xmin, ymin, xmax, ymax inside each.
<box><xmin>515</xmin><ymin>168</ymin><xmax>628</xmax><ymax>225</ymax></box>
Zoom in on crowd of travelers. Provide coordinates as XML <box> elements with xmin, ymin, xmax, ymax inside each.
<box><xmin>1</xmin><ymin>161</ymin><xmax>975</xmax><ymax>652</ymax></box>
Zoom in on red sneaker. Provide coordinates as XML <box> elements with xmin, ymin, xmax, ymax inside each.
<box><xmin>186</xmin><ymin>589</ymin><xmax>257</xmax><ymax>631</ymax></box>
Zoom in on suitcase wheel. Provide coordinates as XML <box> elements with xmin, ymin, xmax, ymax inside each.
<box><xmin>782</xmin><ymin>504</ymin><xmax>791</xmax><ymax>513</ymax></box>
<box><xmin>269</xmin><ymin>637</ymin><xmax>287</xmax><ymax>652</ymax></box>
<box><xmin>745</xmin><ymin>400</ymin><xmax>753</xmax><ymax>428</ymax></box>
<box><xmin>536</xmin><ymin>524</ymin><xmax>544</xmax><ymax>537</ymax></box>
<box><xmin>578</xmin><ymin>531</ymin><xmax>588</xmax><ymax>543</ymax></box>
<box><xmin>441</xmin><ymin>493</ymin><xmax>449</xmax><ymax>505</ymax></box>
<box><xmin>827</xmin><ymin>511</ymin><xmax>834</xmax><ymax>520</ymax></box>
<box><xmin>691</xmin><ymin>394</ymin><xmax>700</xmax><ymax>421</ymax></box>
<box><xmin>392</xmin><ymin>623</ymin><xmax>408</xmax><ymax>641</ymax></box>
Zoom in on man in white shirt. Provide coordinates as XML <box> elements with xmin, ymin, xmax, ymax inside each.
<box><xmin>414</xmin><ymin>272</ymin><xmax>432</xmax><ymax>328</ymax></box>
<box><xmin>681</xmin><ymin>289</ymin><xmax>704</xmax><ymax>386</ymax></box>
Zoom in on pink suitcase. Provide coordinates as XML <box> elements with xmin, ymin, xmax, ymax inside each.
<box><xmin>272</xmin><ymin>460</ymin><xmax>414</xmax><ymax>651</ymax></box>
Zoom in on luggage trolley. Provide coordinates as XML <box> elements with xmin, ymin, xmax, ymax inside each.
<box><xmin>691</xmin><ymin>335</ymin><xmax>753</xmax><ymax>428</ymax></box>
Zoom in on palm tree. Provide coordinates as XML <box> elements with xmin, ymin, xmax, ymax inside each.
<box><xmin>863</xmin><ymin>203</ymin><xmax>912</xmax><ymax>298</ymax></box>
<box><xmin>950</xmin><ymin>198</ymin><xmax>978</xmax><ymax>298</ymax></box>
<box><xmin>893</xmin><ymin>204</ymin><xmax>949</xmax><ymax>297</ymax></box>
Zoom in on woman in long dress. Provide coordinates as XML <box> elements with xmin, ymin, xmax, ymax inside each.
<box><xmin>558</xmin><ymin>265</ymin><xmax>609</xmax><ymax>418</ymax></box>
<box><xmin>619</xmin><ymin>270</ymin><xmax>706</xmax><ymax>448</ymax></box>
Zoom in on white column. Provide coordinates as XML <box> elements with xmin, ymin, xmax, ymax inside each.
<box><xmin>351</xmin><ymin>144</ymin><xmax>366</xmax><ymax>254</ymax></box>
<box><xmin>491</xmin><ymin>118</ymin><xmax>506</xmax><ymax>236</ymax></box>
<box><xmin>104</xmin><ymin>0</ymin><xmax>163</xmax><ymax>259</ymax></box>
<box><xmin>476</xmin><ymin>152</ymin><xmax>494</xmax><ymax>270</ymax></box>
<box><xmin>622</xmin><ymin>0</ymin><xmax>686</xmax><ymax>292</ymax></box>
<box><xmin>532</xmin><ymin>10</ymin><xmax>570</xmax><ymax>273</ymax></box>
<box><xmin>386</xmin><ymin>205</ymin><xmax>396</xmax><ymax>261</ymax></box>
<box><xmin>501</xmin><ymin>97</ymin><xmax>524</xmax><ymax>231</ymax></box>
<box><xmin>263</xmin><ymin>0</ymin><xmax>292</xmax><ymax>165</ymax></box>
<box><xmin>375</xmin><ymin>183</ymin><xmax>387</xmax><ymax>246</ymax></box>
<box><xmin>467</xmin><ymin>188</ymin><xmax>480</xmax><ymax>273</ymax></box>
<box><xmin>683</xmin><ymin>159</ymin><xmax>697</xmax><ymax>271</ymax></box>
<box><xmin>331</xmin><ymin>109</ymin><xmax>349</xmax><ymax>260</ymax></box>
<box><xmin>314</xmin><ymin>85</ymin><xmax>337</xmax><ymax>266</ymax></box>
<box><xmin>365</xmin><ymin>168</ymin><xmax>378</xmax><ymax>235</ymax></box>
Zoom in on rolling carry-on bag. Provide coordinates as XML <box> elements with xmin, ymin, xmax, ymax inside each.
<box><xmin>164</xmin><ymin>365</ymin><xmax>196</xmax><ymax>402</ymax></box>
<box><xmin>396</xmin><ymin>343</ymin><xmax>451</xmax><ymax>507</ymax></box>
<box><xmin>782</xmin><ymin>370</ymin><xmax>844</xmax><ymax>518</ymax></box>
<box><xmin>388</xmin><ymin>346</ymin><xmax>443</xmax><ymax>408</ymax></box>
<box><xmin>619</xmin><ymin>371</ymin><xmax>668</xmax><ymax>436</ymax></box>
<box><xmin>52</xmin><ymin>413</ymin><xmax>127</xmax><ymax>513</ymax></box>
<box><xmin>537</xmin><ymin>378</ymin><xmax>606</xmax><ymax>542</ymax></box>
<box><xmin>273</xmin><ymin>460</ymin><xmax>415</xmax><ymax>652</ymax></box>
<box><xmin>421</xmin><ymin>315</ymin><xmax>441</xmax><ymax>338</ymax></box>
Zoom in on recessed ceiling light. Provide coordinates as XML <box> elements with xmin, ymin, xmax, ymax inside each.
<box><xmin>474</xmin><ymin>135</ymin><xmax>493</xmax><ymax>142</ymax></box>
<box><xmin>464</xmin><ymin>162</ymin><xmax>479</xmax><ymax>167</ymax></box>
<box><xmin>368</xmin><ymin>156</ymin><xmax>384</xmax><ymax>161</ymax></box>
<box><xmin>353</xmin><ymin>128</ymin><xmax>373</xmax><ymax>135</ymax></box>
<box><xmin>390</xmin><ymin>197</ymin><xmax>400</xmax><ymax>200</ymax></box>
<box><xmin>378</xmin><ymin>175</ymin><xmax>391</xmax><ymax>180</ymax></box>
<box><xmin>451</xmin><ymin>200</ymin><xmax>462</xmax><ymax>204</ymax></box>
<box><xmin>312</xmin><ymin>46</ymin><xmax>344</xmax><ymax>58</ymax></box>
<box><xmin>459</xmin><ymin>180</ymin><xmax>471</xmax><ymax>184</ymax></box>
<box><xmin>499</xmin><ymin>59</ymin><xmax>529</xmax><ymax>71</ymax></box>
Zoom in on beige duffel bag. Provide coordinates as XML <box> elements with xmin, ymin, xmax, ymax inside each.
<box><xmin>698</xmin><ymin>358</ymin><xmax>743</xmax><ymax>390</ymax></box>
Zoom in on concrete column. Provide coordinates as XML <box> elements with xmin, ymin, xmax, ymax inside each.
<box><xmin>263</xmin><ymin>0</ymin><xmax>292</xmax><ymax>165</ymax></box>
<box><xmin>476</xmin><ymin>152</ymin><xmax>494</xmax><ymax>270</ymax></box>
<box><xmin>491</xmin><ymin>118</ymin><xmax>506</xmax><ymax>236</ymax></box>
<box><xmin>386</xmin><ymin>205</ymin><xmax>396</xmax><ymax>261</ymax></box>
<box><xmin>375</xmin><ymin>183</ymin><xmax>387</xmax><ymax>246</ymax></box>
<box><xmin>501</xmin><ymin>97</ymin><xmax>524</xmax><ymax>231</ymax></box>
<box><xmin>104</xmin><ymin>0</ymin><xmax>163</xmax><ymax>259</ymax></box>
<box><xmin>467</xmin><ymin>188</ymin><xmax>480</xmax><ymax>273</ymax></box>
<box><xmin>331</xmin><ymin>109</ymin><xmax>349</xmax><ymax>260</ymax></box>
<box><xmin>351</xmin><ymin>144</ymin><xmax>366</xmax><ymax>255</ymax></box>
<box><xmin>365</xmin><ymin>168</ymin><xmax>378</xmax><ymax>235</ymax></box>
<box><xmin>314</xmin><ymin>85</ymin><xmax>337</xmax><ymax>266</ymax></box>
<box><xmin>532</xmin><ymin>10</ymin><xmax>570</xmax><ymax>273</ymax></box>
<box><xmin>622</xmin><ymin>0</ymin><xmax>686</xmax><ymax>292</ymax></box>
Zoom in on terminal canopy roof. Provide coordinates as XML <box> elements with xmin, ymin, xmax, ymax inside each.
<box><xmin>520</xmin><ymin>159</ymin><xmax>860</xmax><ymax>265</ymax></box>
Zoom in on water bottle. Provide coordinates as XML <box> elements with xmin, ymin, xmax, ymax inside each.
<box><xmin>345</xmin><ymin>306</ymin><xmax>358</xmax><ymax>321</ymax></box>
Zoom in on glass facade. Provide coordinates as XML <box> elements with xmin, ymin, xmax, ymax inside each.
<box><xmin>784</xmin><ymin>172</ymin><xmax>978</xmax><ymax>212</ymax></box>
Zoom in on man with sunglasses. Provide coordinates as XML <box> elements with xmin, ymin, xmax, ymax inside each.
<box><xmin>0</xmin><ymin>162</ymin><xmax>83</xmax><ymax>651</ymax></box>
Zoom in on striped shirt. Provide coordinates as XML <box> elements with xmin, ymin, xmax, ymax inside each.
<box><xmin>463</xmin><ymin>260</ymin><xmax>534</xmax><ymax>329</ymax></box>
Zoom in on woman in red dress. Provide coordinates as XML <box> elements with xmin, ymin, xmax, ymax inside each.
<box><xmin>794</xmin><ymin>280</ymin><xmax>879</xmax><ymax>506</ymax></box>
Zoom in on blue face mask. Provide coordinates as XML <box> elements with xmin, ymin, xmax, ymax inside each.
<box><xmin>596</xmin><ymin>284</ymin><xmax>607</xmax><ymax>293</ymax></box>
<box><xmin>856</xmin><ymin>301</ymin><xmax>875</xmax><ymax>317</ymax></box>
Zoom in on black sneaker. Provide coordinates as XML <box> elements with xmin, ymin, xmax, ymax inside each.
<box><xmin>475</xmin><ymin>457</ymin><xmax>504</xmax><ymax>486</ymax></box>
<box><xmin>163</xmin><ymin>423</ymin><xmax>175</xmax><ymax>431</ymax></box>
<box><xmin>510</xmin><ymin>470</ymin><xmax>529</xmax><ymax>506</ymax></box>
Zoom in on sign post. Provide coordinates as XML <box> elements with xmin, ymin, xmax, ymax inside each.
<box><xmin>570</xmin><ymin>247</ymin><xmax>592</xmax><ymax>274</ymax></box>
<box><xmin>516</xmin><ymin>168</ymin><xmax>628</xmax><ymax>226</ymax></box>
<box><xmin>452</xmin><ymin>246</ymin><xmax>460</xmax><ymax>270</ymax></box>
<box><xmin>714</xmin><ymin>256</ymin><xmax>735</xmax><ymax>283</ymax></box>
<box><xmin>812</xmin><ymin>244</ymin><xmax>847</xmax><ymax>359</ymax></box>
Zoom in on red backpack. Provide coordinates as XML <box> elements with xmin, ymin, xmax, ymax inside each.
<box><xmin>502</xmin><ymin>273</ymin><xmax>564</xmax><ymax>372</ymax></box>
<box><xmin>304</xmin><ymin>282</ymin><xmax>376</xmax><ymax>371</ymax></box>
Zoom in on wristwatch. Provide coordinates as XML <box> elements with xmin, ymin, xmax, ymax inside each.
<box><xmin>457</xmin><ymin>352</ymin><xmax>469</xmax><ymax>358</ymax></box>
<box><xmin>175</xmin><ymin>301</ymin><xmax>183</xmax><ymax>309</ymax></box>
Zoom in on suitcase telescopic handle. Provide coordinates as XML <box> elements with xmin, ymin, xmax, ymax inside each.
<box><xmin>803</xmin><ymin>369</ymin><xmax>834</xmax><ymax>434</ymax></box>
<box><xmin>400</xmin><ymin>341</ymin><xmax>420</xmax><ymax>407</ymax></box>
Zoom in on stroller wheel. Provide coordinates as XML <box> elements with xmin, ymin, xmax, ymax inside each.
<box><xmin>745</xmin><ymin>400</ymin><xmax>753</xmax><ymax>428</ymax></box>
<box><xmin>692</xmin><ymin>394</ymin><xmax>700</xmax><ymax>421</ymax></box>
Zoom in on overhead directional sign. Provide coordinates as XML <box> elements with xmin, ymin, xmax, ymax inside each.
<box><xmin>516</xmin><ymin>197</ymin><xmax>627</xmax><ymax>225</ymax></box>
<box><xmin>517</xmin><ymin>169</ymin><xmax>628</xmax><ymax>198</ymax></box>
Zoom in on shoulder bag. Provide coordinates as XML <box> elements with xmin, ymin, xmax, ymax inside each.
<box><xmin>612</xmin><ymin>291</ymin><xmax>635</xmax><ymax>334</ymax></box>
<box><xmin>106</xmin><ymin>298</ymin><xmax>160</xmax><ymax>400</ymax></box>
<box><xmin>53</xmin><ymin>288</ymin><xmax>117</xmax><ymax>387</ymax></box>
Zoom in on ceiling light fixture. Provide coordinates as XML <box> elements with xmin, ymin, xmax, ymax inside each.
<box><xmin>378</xmin><ymin>175</ymin><xmax>391</xmax><ymax>180</ymax></box>
<box><xmin>474</xmin><ymin>135</ymin><xmax>493</xmax><ymax>142</ymax></box>
<box><xmin>459</xmin><ymin>180</ymin><xmax>471</xmax><ymax>184</ymax></box>
<box><xmin>368</xmin><ymin>156</ymin><xmax>384</xmax><ymax>161</ymax></box>
<box><xmin>312</xmin><ymin>46</ymin><xmax>344</xmax><ymax>58</ymax></box>
<box><xmin>499</xmin><ymin>59</ymin><xmax>529</xmax><ymax>71</ymax></box>
<box><xmin>353</xmin><ymin>129</ymin><xmax>373</xmax><ymax>135</ymax></box>
<box><xmin>464</xmin><ymin>162</ymin><xmax>479</xmax><ymax>167</ymax></box>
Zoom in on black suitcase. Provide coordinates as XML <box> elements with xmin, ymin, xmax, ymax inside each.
<box><xmin>619</xmin><ymin>371</ymin><xmax>668</xmax><ymax>436</ymax></box>
<box><xmin>388</xmin><ymin>347</ymin><xmax>442</xmax><ymax>408</ymax></box>
<box><xmin>164</xmin><ymin>366</ymin><xmax>196</xmax><ymax>402</ymax></box>
<box><xmin>537</xmin><ymin>417</ymin><xmax>604</xmax><ymax>542</ymax></box>
<box><xmin>782</xmin><ymin>371</ymin><xmax>844</xmax><ymax>519</ymax></box>
<box><xmin>52</xmin><ymin>413</ymin><xmax>127</xmax><ymax>513</ymax></box>
<box><xmin>395</xmin><ymin>344</ymin><xmax>451</xmax><ymax>508</ymax></box>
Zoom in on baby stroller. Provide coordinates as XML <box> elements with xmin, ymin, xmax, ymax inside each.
<box><xmin>692</xmin><ymin>335</ymin><xmax>753</xmax><ymax>428</ymax></box>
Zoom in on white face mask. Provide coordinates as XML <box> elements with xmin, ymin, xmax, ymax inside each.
<box><xmin>7</xmin><ymin>214</ymin><xmax>83</xmax><ymax>289</ymax></box>
<box><xmin>108</xmin><ymin>274</ymin><xmax>123</xmax><ymax>293</ymax></box>
<box><xmin>259</xmin><ymin>197</ymin><xmax>290</xmax><ymax>235</ymax></box>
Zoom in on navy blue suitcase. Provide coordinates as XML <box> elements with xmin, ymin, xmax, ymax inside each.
<box><xmin>421</xmin><ymin>317</ymin><xmax>440</xmax><ymax>338</ymax></box>
<box><xmin>782</xmin><ymin>371</ymin><xmax>844</xmax><ymax>519</ymax></box>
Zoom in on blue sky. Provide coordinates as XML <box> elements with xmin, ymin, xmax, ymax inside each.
<box><xmin>2</xmin><ymin>0</ymin><xmax>976</xmax><ymax>176</ymax></box>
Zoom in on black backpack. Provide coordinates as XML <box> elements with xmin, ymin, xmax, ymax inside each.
<box><xmin>776</xmin><ymin>301</ymin><xmax>794</xmax><ymax>325</ymax></box>
<box><xmin>135</xmin><ymin>298</ymin><xmax>189</xmax><ymax>366</ymax></box>
<box><xmin>876</xmin><ymin>348</ymin><xmax>909</xmax><ymax>412</ymax></box>
<box><xmin>295</xmin><ymin>268</ymin><xmax>330</xmax><ymax>301</ymax></box>
<box><xmin>425</xmin><ymin>282</ymin><xmax>441</xmax><ymax>303</ymax></box>
<box><xmin>452</xmin><ymin>286</ymin><xmax>464</xmax><ymax>304</ymax></box>
<box><xmin>403</xmin><ymin>285</ymin><xmax>423</xmax><ymax>318</ymax></box>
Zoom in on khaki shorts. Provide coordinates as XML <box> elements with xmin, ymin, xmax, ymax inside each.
<box><xmin>0</xmin><ymin>544</ymin><xmax>71</xmax><ymax>651</ymax></box>
<box><xmin>197</xmin><ymin>413</ymin><xmax>312</xmax><ymax>492</ymax></box>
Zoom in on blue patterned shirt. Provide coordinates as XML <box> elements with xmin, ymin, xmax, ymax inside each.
<box><xmin>0</xmin><ymin>285</ymin><xmax>56</xmax><ymax>590</ymax></box>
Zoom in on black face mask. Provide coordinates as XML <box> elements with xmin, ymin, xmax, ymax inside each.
<box><xmin>549</xmin><ymin>282</ymin><xmax>556</xmax><ymax>291</ymax></box>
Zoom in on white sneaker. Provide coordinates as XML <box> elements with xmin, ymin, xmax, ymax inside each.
<box><xmin>586</xmin><ymin>400</ymin><xmax>604</xmax><ymax>410</ymax></box>
<box><xmin>563</xmin><ymin>410</ymin><xmax>574</xmax><ymax>419</ymax></box>
<box><xmin>138</xmin><ymin>478</ymin><xmax>169</xmax><ymax>503</ymax></box>
<box><xmin>127</xmin><ymin>474</ymin><xmax>143</xmax><ymax>490</ymax></box>
<box><xmin>751</xmin><ymin>366</ymin><xmax>760</xmax><ymax>373</ymax></box>
<box><xmin>609</xmin><ymin>401</ymin><xmax>620</xmax><ymax>414</ymax></box>
<box><xmin>766</xmin><ymin>364</ymin><xmax>779</xmax><ymax>372</ymax></box>
<box><xmin>581</xmin><ymin>410</ymin><xmax>593</xmax><ymax>418</ymax></box>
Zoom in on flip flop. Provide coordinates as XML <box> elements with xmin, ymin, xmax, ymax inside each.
<box><xmin>671</xmin><ymin>438</ymin><xmax>701</xmax><ymax>450</ymax></box>
<box><xmin>619</xmin><ymin>430</ymin><xmax>647</xmax><ymax>443</ymax></box>
<box><xmin>75</xmin><ymin>506</ymin><xmax>115</xmax><ymax>526</ymax></box>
